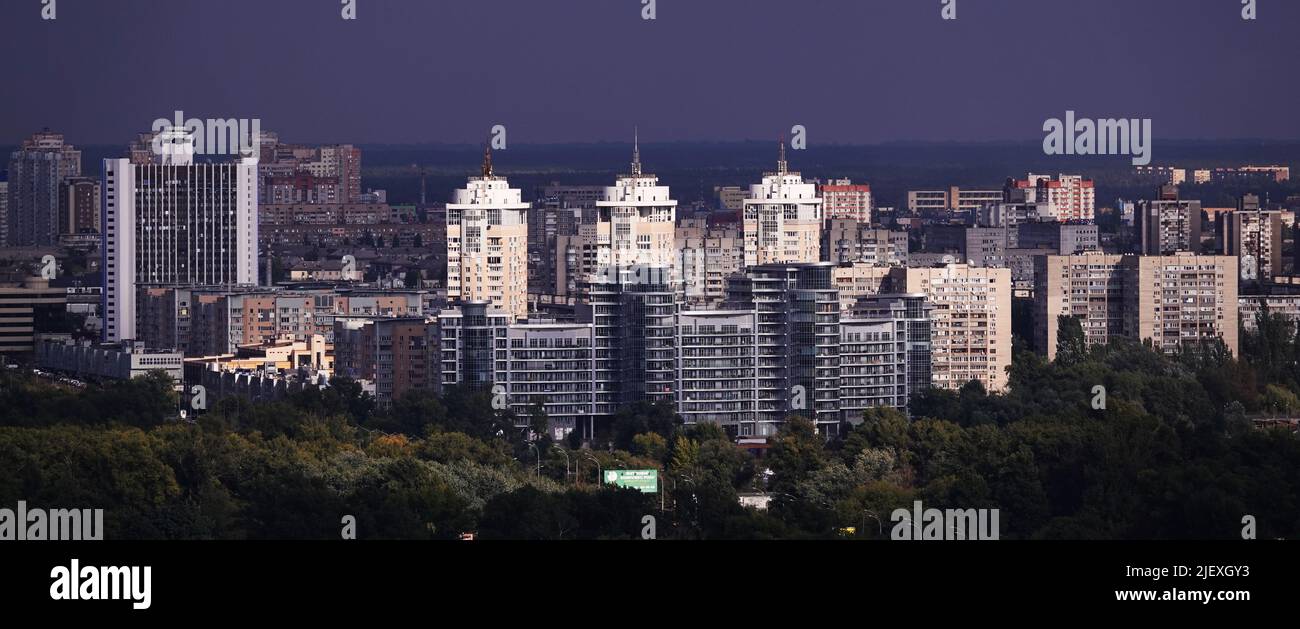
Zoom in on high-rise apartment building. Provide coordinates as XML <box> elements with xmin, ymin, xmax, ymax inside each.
<box><xmin>556</xmin><ymin>139</ymin><xmax>677</xmax><ymax>298</ymax></box>
<box><xmin>527</xmin><ymin>195</ymin><xmax>584</xmax><ymax>296</ymax></box>
<box><xmin>428</xmin><ymin>263</ymin><xmax>927</xmax><ymax>440</ymax></box>
<box><xmin>101</xmin><ymin>141</ymin><xmax>259</xmax><ymax>342</ymax></box>
<box><xmin>743</xmin><ymin>143</ymin><xmax>823</xmax><ymax>266</ymax></box>
<box><xmin>1034</xmin><ymin>253</ymin><xmax>1130</xmax><ymax>360</ymax></box>
<box><xmin>5</xmin><ymin>131</ymin><xmax>81</xmax><ymax>246</ymax></box>
<box><xmin>831</xmin><ymin>262</ymin><xmax>894</xmax><ymax>312</ymax></box>
<box><xmin>446</xmin><ymin>149</ymin><xmax>530</xmax><ymax>320</ymax></box>
<box><xmin>1017</xmin><ymin>221</ymin><xmax>1099</xmax><ymax>255</ymax></box>
<box><xmin>498</xmin><ymin>320</ymin><xmax>598</xmax><ymax>439</ymax></box>
<box><xmin>539</xmin><ymin>183</ymin><xmax>605</xmax><ymax>210</ymax></box>
<box><xmin>977</xmin><ymin>201</ymin><xmax>1053</xmax><ymax>228</ymax></box>
<box><xmin>432</xmin><ymin>301</ymin><xmax>512</xmax><ymax>393</ymax></box>
<box><xmin>889</xmin><ymin>264</ymin><xmax>1011</xmax><ymax>392</ymax></box>
<box><xmin>59</xmin><ymin>177</ymin><xmax>101</xmax><ymax>236</ymax></box>
<box><xmin>255</xmin><ymin>133</ymin><xmax>361</xmax><ymax>204</ymax></box>
<box><xmin>1132</xmin><ymin>254</ymin><xmax>1237</xmax><ymax>356</ymax></box>
<box><xmin>331</xmin><ymin>317</ymin><xmax>430</xmax><ymax>405</ymax></box>
<box><xmin>679</xmin><ymin>285</ymin><xmax>925</xmax><ymax>435</ymax></box>
<box><xmin>923</xmin><ymin>225</ymin><xmax>1013</xmax><ymax>268</ymax></box>
<box><xmin>1009</xmin><ymin>174</ymin><xmax>1096</xmax><ymax>221</ymax></box>
<box><xmin>1034</xmin><ymin>253</ymin><xmax>1238</xmax><ymax>360</ymax></box>
<box><xmin>820</xmin><ymin>178</ymin><xmax>872</xmax><ymax>223</ymax></box>
<box><xmin>823</xmin><ymin>220</ymin><xmax>908</xmax><ymax>265</ymax></box>
<box><xmin>725</xmin><ymin>263</ymin><xmax>841</xmax><ymax>434</ymax></box>
<box><xmin>1135</xmin><ymin>185</ymin><xmax>1203</xmax><ymax>255</ymax></box>
<box><xmin>677</xmin><ymin>220</ymin><xmax>743</xmax><ymax>307</ymax></box>
<box><xmin>839</xmin><ymin>312</ymin><xmax>910</xmax><ymax>420</ymax></box>
<box><xmin>432</xmin><ymin>302</ymin><xmax>599</xmax><ymax>440</ymax></box>
<box><xmin>850</xmin><ymin>293</ymin><xmax>932</xmax><ymax>403</ymax></box>
<box><xmin>1218</xmin><ymin>194</ymin><xmax>1283</xmax><ymax>282</ymax></box>
<box><xmin>675</xmin><ymin>309</ymin><xmax>759</xmax><ymax>428</ymax></box>
<box><xmin>580</xmin><ymin>268</ymin><xmax>679</xmax><ymax>414</ymax></box>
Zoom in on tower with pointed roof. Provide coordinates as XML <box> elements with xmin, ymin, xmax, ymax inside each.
<box><xmin>742</xmin><ymin>140</ymin><xmax>823</xmax><ymax>266</ymax></box>
<box><xmin>446</xmin><ymin>147</ymin><xmax>530</xmax><ymax>319</ymax></box>
<box><xmin>555</xmin><ymin>129</ymin><xmax>678</xmax><ymax>298</ymax></box>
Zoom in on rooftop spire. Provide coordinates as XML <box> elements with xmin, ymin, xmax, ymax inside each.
<box><xmin>777</xmin><ymin>136</ymin><xmax>788</xmax><ymax>175</ymax></box>
<box><xmin>481</xmin><ymin>142</ymin><xmax>493</xmax><ymax>179</ymax></box>
<box><xmin>631</xmin><ymin>126</ymin><xmax>642</xmax><ymax>176</ymax></box>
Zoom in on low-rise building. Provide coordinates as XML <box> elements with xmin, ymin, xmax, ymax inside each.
<box><xmin>37</xmin><ymin>338</ymin><xmax>183</xmax><ymax>381</ymax></box>
<box><xmin>0</xmin><ymin>276</ymin><xmax>69</xmax><ymax>356</ymax></box>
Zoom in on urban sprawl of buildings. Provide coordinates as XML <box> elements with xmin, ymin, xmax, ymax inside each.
<box><xmin>3</xmin><ymin>127</ymin><xmax>1299</xmax><ymax>441</ymax></box>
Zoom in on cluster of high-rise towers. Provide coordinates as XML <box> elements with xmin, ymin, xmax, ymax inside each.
<box><xmin>4</xmin><ymin>126</ymin><xmax>1273</xmax><ymax>441</ymax></box>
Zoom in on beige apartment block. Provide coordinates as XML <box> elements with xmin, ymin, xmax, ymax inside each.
<box><xmin>820</xmin><ymin>179</ymin><xmax>872</xmax><ymax>223</ymax></box>
<box><xmin>743</xmin><ymin>143</ymin><xmax>823</xmax><ymax>266</ymax></box>
<box><xmin>1034</xmin><ymin>253</ymin><xmax>1129</xmax><ymax>361</ymax></box>
<box><xmin>890</xmin><ymin>264</ymin><xmax>1011</xmax><ymax>392</ymax></box>
<box><xmin>1133</xmin><ymin>254</ymin><xmax>1237</xmax><ymax>356</ymax></box>
<box><xmin>1218</xmin><ymin>203</ymin><xmax>1283</xmax><ymax>282</ymax></box>
<box><xmin>677</xmin><ymin>226</ymin><xmax>743</xmax><ymax>307</ymax></box>
<box><xmin>446</xmin><ymin>150</ymin><xmax>530</xmax><ymax>320</ymax></box>
<box><xmin>832</xmin><ymin>262</ymin><xmax>895</xmax><ymax>312</ymax></box>
<box><xmin>824</xmin><ymin>220</ymin><xmax>907</xmax><ymax>265</ymax></box>
<box><xmin>1035</xmin><ymin>253</ymin><xmax>1239</xmax><ymax>360</ymax></box>
<box><xmin>558</xmin><ymin>139</ymin><xmax>677</xmax><ymax>297</ymax></box>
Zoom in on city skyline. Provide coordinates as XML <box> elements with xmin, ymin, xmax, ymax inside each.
<box><xmin>1</xmin><ymin>0</ymin><xmax>1298</xmax><ymax>146</ymax></box>
<box><xmin>6</xmin><ymin>0</ymin><xmax>1300</xmax><ymax>610</ymax></box>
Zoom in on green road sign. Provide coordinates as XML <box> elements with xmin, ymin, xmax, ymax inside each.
<box><xmin>604</xmin><ymin>469</ymin><xmax>659</xmax><ymax>493</ymax></box>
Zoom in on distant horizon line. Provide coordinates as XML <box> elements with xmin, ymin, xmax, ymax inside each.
<box><xmin>7</xmin><ymin>137</ymin><xmax>1300</xmax><ymax>150</ymax></box>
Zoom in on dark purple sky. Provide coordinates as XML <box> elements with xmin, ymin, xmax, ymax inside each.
<box><xmin>2</xmin><ymin>0</ymin><xmax>1296</xmax><ymax>145</ymax></box>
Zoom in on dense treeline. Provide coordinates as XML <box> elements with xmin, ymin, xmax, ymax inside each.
<box><xmin>1</xmin><ymin>310</ymin><xmax>1298</xmax><ymax>539</ymax></box>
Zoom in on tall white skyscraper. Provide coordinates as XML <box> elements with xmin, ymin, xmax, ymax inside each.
<box><xmin>743</xmin><ymin>142</ymin><xmax>823</xmax><ymax>266</ymax></box>
<box><xmin>596</xmin><ymin>133</ymin><xmax>677</xmax><ymax>274</ymax></box>
<box><xmin>446</xmin><ymin>148</ymin><xmax>530</xmax><ymax>320</ymax></box>
<box><xmin>557</xmin><ymin>132</ymin><xmax>677</xmax><ymax>295</ymax></box>
<box><xmin>102</xmin><ymin>133</ymin><xmax>258</xmax><ymax>342</ymax></box>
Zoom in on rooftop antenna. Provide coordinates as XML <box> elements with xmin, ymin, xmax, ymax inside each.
<box><xmin>777</xmin><ymin>135</ymin><xmax>788</xmax><ymax>176</ymax></box>
<box><xmin>631</xmin><ymin>126</ymin><xmax>642</xmax><ymax>177</ymax></box>
<box><xmin>481</xmin><ymin>140</ymin><xmax>494</xmax><ymax>179</ymax></box>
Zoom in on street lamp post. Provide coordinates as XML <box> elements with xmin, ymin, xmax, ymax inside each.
<box><xmin>553</xmin><ymin>448</ymin><xmax>571</xmax><ymax>482</ymax></box>
<box><xmin>583</xmin><ymin>452</ymin><xmax>601</xmax><ymax>487</ymax></box>
<box><xmin>679</xmin><ymin>475</ymin><xmax>698</xmax><ymax>538</ymax></box>
<box><xmin>861</xmin><ymin>510</ymin><xmax>883</xmax><ymax>538</ymax></box>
